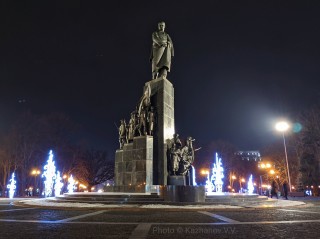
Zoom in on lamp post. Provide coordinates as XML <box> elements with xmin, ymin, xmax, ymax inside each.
<box><xmin>31</xmin><ymin>169</ymin><xmax>41</xmax><ymax>188</ymax></box>
<box><xmin>275</xmin><ymin>121</ymin><xmax>292</xmax><ymax>192</ymax></box>
<box><xmin>239</xmin><ymin>178</ymin><xmax>245</xmax><ymax>193</ymax></box>
<box><xmin>231</xmin><ymin>175</ymin><xmax>236</xmax><ymax>190</ymax></box>
<box><xmin>31</xmin><ymin>169</ymin><xmax>41</xmax><ymax>196</ymax></box>
<box><xmin>258</xmin><ymin>162</ymin><xmax>272</xmax><ymax>195</ymax></box>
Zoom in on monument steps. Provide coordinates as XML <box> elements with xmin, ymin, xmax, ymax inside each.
<box><xmin>54</xmin><ymin>193</ymin><xmax>165</xmax><ymax>204</ymax></box>
<box><xmin>205</xmin><ymin>194</ymin><xmax>269</xmax><ymax>205</ymax></box>
<box><xmin>52</xmin><ymin>193</ymin><xmax>271</xmax><ymax>206</ymax></box>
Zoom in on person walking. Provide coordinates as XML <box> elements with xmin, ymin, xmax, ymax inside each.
<box><xmin>271</xmin><ymin>180</ymin><xmax>278</xmax><ymax>199</ymax></box>
<box><xmin>283</xmin><ymin>181</ymin><xmax>288</xmax><ymax>200</ymax></box>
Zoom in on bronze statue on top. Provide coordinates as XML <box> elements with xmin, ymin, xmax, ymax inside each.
<box><xmin>150</xmin><ymin>21</ymin><xmax>174</xmax><ymax>79</ymax></box>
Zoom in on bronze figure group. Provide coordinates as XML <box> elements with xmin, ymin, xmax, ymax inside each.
<box><xmin>117</xmin><ymin>83</ymin><xmax>156</xmax><ymax>149</ymax></box>
<box><xmin>167</xmin><ymin>134</ymin><xmax>200</xmax><ymax>176</ymax></box>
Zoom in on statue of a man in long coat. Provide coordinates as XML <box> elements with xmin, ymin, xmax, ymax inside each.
<box><xmin>150</xmin><ymin>21</ymin><xmax>174</xmax><ymax>79</ymax></box>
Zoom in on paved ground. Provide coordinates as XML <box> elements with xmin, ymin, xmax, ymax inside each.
<box><xmin>0</xmin><ymin>197</ymin><xmax>319</xmax><ymax>238</ymax></box>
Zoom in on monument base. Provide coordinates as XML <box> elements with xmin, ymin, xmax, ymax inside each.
<box><xmin>167</xmin><ymin>175</ymin><xmax>186</xmax><ymax>185</ymax></box>
<box><xmin>160</xmin><ymin>185</ymin><xmax>205</xmax><ymax>202</ymax></box>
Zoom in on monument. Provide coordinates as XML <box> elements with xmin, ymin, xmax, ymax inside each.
<box><xmin>113</xmin><ymin>22</ymin><xmax>204</xmax><ymax>202</ymax></box>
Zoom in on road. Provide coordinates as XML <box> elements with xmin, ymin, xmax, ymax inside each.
<box><xmin>0</xmin><ymin>198</ymin><xmax>319</xmax><ymax>238</ymax></box>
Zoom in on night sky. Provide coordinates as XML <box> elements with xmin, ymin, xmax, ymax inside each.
<box><xmin>1</xmin><ymin>1</ymin><xmax>320</xmax><ymax>153</ymax></box>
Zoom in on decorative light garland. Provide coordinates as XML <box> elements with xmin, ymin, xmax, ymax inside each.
<box><xmin>42</xmin><ymin>150</ymin><xmax>56</xmax><ymax>197</ymax></box>
<box><xmin>7</xmin><ymin>172</ymin><xmax>16</xmax><ymax>199</ymax></box>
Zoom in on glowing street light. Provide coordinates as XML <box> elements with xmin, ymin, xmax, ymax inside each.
<box><xmin>259</xmin><ymin>162</ymin><xmax>272</xmax><ymax>169</ymax></box>
<box><xmin>275</xmin><ymin>121</ymin><xmax>292</xmax><ymax>192</ymax></box>
<box><xmin>31</xmin><ymin>169</ymin><xmax>41</xmax><ymax>191</ymax></box>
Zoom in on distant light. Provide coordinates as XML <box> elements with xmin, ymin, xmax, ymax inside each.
<box><xmin>191</xmin><ymin>166</ymin><xmax>197</xmax><ymax>186</ymax></box>
<box><xmin>54</xmin><ymin>171</ymin><xmax>63</xmax><ymax>196</ymax></box>
<box><xmin>293</xmin><ymin>123</ymin><xmax>302</xmax><ymax>133</ymax></box>
<box><xmin>67</xmin><ymin>175</ymin><xmax>76</xmax><ymax>193</ymax></box>
<box><xmin>98</xmin><ymin>189</ymin><xmax>103</xmax><ymax>193</ymax></box>
<box><xmin>211</xmin><ymin>153</ymin><xmax>224</xmax><ymax>193</ymax></box>
<box><xmin>247</xmin><ymin>175</ymin><xmax>254</xmax><ymax>194</ymax></box>
<box><xmin>275</xmin><ymin>121</ymin><xmax>290</xmax><ymax>132</ymax></box>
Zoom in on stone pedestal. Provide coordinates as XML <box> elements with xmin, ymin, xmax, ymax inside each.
<box><xmin>167</xmin><ymin>176</ymin><xmax>186</xmax><ymax>185</ymax></box>
<box><xmin>115</xmin><ymin>77</ymin><xmax>175</xmax><ymax>189</ymax></box>
<box><xmin>160</xmin><ymin>185</ymin><xmax>206</xmax><ymax>202</ymax></box>
<box><xmin>115</xmin><ymin>136</ymin><xmax>153</xmax><ymax>187</ymax></box>
<box><xmin>147</xmin><ymin>77</ymin><xmax>175</xmax><ymax>185</ymax></box>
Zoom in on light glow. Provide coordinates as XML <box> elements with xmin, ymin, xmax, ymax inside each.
<box><xmin>42</xmin><ymin>150</ymin><xmax>56</xmax><ymax>197</ymax></box>
<box><xmin>191</xmin><ymin>165</ymin><xmax>197</xmax><ymax>186</ymax></box>
<box><xmin>275</xmin><ymin>121</ymin><xmax>290</xmax><ymax>132</ymax></box>
<box><xmin>54</xmin><ymin>171</ymin><xmax>63</xmax><ymax>196</ymax></box>
<box><xmin>204</xmin><ymin>170</ymin><xmax>214</xmax><ymax>192</ymax></box>
<box><xmin>247</xmin><ymin>174</ymin><xmax>254</xmax><ymax>194</ymax></box>
<box><xmin>211</xmin><ymin>153</ymin><xmax>224</xmax><ymax>193</ymax></box>
<box><xmin>68</xmin><ymin>175</ymin><xmax>76</xmax><ymax>193</ymax></box>
<box><xmin>7</xmin><ymin>172</ymin><xmax>16</xmax><ymax>199</ymax></box>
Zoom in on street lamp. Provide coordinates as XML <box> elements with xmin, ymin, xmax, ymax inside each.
<box><xmin>275</xmin><ymin>121</ymin><xmax>292</xmax><ymax>192</ymax></box>
<box><xmin>31</xmin><ymin>169</ymin><xmax>41</xmax><ymax>195</ymax></box>
<box><xmin>239</xmin><ymin>178</ymin><xmax>245</xmax><ymax>193</ymax></box>
<box><xmin>258</xmin><ymin>162</ymin><xmax>273</xmax><ymax>195</ymax></box>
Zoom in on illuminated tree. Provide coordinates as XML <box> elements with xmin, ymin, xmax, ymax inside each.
<box><xmin>54</xmin><ymin>171</ymin><xmax>63</xmax><ymax>196</ymax></box>
<box><xmin>211</xmin><ymin>153</ymin><xmax>224</xmax><ymax>192</ymax></box>
<box><xmin>67</xmin><ymin>175</ymin><xmax>76</xmax><ymax>193</ymax></box>
<box><xmin>7</xmin><ymin>172</ymin><xmax>16</xmax><ymax>199</ymax></box>
<box><xmin>42</xmin><ymin>150</ymin><xmax>56</xmax><ymax>197</ymax></box>
<box><xmin>247</xmin><ymin>174</ymin><xmax>254</xmax><ymax>194</ymax></box>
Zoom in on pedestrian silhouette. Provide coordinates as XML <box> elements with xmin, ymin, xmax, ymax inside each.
<box><xmin>283</xmin><ymin>181</ymin><xmax>288</xmax><ymax>200</ymax></box>
<box><xmin>271</xmin><ymin>180</ymin><xmax>278</xmax><ymax>199</ymax></box>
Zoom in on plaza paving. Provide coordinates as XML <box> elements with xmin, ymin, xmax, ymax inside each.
<box><xmin>0</xmin><ymin>197</ymin><xmax>319</xmax><ymax>238</ymax></box>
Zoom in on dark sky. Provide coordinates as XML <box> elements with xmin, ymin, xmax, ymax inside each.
<box><xmin>1</xmin><ymin>1</ymin><xmax>320</xmax><ymax>152</ymax></box>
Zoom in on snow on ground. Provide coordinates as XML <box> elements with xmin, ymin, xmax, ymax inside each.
<box><xmin>18</xmin><ymin>198</ymin><xmax>134</xmax><ymax>208</ymax></box>
<box><xmin>252</xmin><ymin>198</ymin><xmax>306</xmax><ymax>208</ymax></box>
<box><xmin>15</xmin><ymin>197</ymin><xmax>305</xmax><ymax>209</ymax></box>
<box><xmin>63</xmin><ymin>192</ymin><xmax>152</xmax><ymax>196</ymax></box>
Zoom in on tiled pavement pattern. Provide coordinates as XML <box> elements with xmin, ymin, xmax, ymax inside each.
<box><xmin>0</xmin><ymin>199</ymin><xmax>320</xmax><ymax>238</ymax></box>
